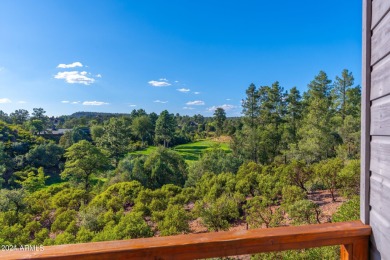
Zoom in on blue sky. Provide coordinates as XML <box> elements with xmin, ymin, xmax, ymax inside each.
<box><xmin>0</xmin><ymin>1</ymin><xmax>362</xmax><ymax>117</ymax></box>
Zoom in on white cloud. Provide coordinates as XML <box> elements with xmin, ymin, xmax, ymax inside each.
<box><xmin>193</xmin><ymin>92</ymin><xmax>201</xmax><ymax>95</ymax></box>
<box><xmin>72</xmin><ymin>101</ymin><xmax>80</xmax><ymax>104</ymax></box>
<box><xmin>183</xmin><ymin>107</ymin><xmax>194</xmax><ymax>110</ymax></box>
<box><xmin>83</xmin><ymin>101</ymin><xmax>109</xmax><ymax>106</ymax></box>
<box><xmin>61</xmin><ymin>101</ymin><xmax>70</xmax><ymax>104</ymax></box>
<box><xmin>177</xmin><ymin>88</ymin><xmax>190</xmax><ymax>93</ymax></box>
<box><xmin>186</xmin><ymin>100</ymin><xmax>205</xmax><ymax>106</ymax></box>
<box><xmin>148</xmin><ymin>80</ymin><xmax>171</xmax><ymax>87</ymax></box>
<box><xmin>96</xmin><ymin>74</ymin><xmax>102</xmax><ymax>78</ymax></box>
<box><xmin>55</xmin><ymin>71</ymin><xmax>95</xmax><ymax>85</ymax></box>
<box><xmin>154</xmin><ymin>100</ymin><xmax>168</xmax><ymax>104</ymax></box>
<box><xmin>57</xmin><ymin>62</ymin><xmax>83</xmax><ymax>69</ymax></box>
<box><xmin>0</xmin><ymin>98</ymin><xmax>11</xmax><ymax>104</ymax></box>
<box><xmin>18</xmin><ymin>101</ymin><xmax>27</xmax><ymax>104</ymax></box>
<box><xmin>129</xmin><ymin>104</ymin><xmax>137</xmax><ymax>107</ymax></box>
<box><xmin>159</xmin><ymin>78</ymin><xmax>168</xmax><ymax>81</ymax></box>
<box><xmin>207</xmin><ymin>104</ymin><xmax>237</xmax><ymax>112</ymax></box>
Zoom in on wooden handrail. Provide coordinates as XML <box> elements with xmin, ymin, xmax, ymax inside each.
<box><xmin>2</xmin><ymin>221</ymin><xmax>370</xmax><ymax>260</ymax></box>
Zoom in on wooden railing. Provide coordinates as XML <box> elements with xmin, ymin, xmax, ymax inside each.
<box><xmin>2</xmin><ymin>221</ymin><xmax>370</xmax><ymax>260</ymax></box>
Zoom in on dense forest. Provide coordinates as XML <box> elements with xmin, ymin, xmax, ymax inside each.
<box><xmin>0</xmin><ymin>69</ymin><xmax>361</xmax><ymax>258</ymax></box>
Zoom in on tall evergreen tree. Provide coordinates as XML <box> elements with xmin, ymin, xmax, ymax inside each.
<box><xmin>285</xmin><ymin>87</ymin><xmax>302</xmax><ymax>144</ymax></box>
<box><xmin>242</xmin><ymin>83</ymin><xmax>259</xmax><ymax>128</ymax></box>
<box><xmin>333</xmin><ymin>69</ymin><xmax>354</xmax><ymax>121</ymax></box>
<box><xmin>213</xmin><ymin>108</ymin><xmax>226</xmax><ymax>136</ymax></box>
<box><xmin>155</xmin><ymin>110</ymin><xmax>176</xmax><ymax>147</ymax></box>
<box><xmin>298</xmin><ymin>71</ymin><xmax>335</xmax><ymax>162</ymax></box>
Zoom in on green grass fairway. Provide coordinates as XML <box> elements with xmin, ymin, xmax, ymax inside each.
<box><xmin>129</xmin><ymin>139</ymin><xmax>231</xmax><ymax>163</ymax></box>
<box><xmin>174</xmin><ymin>139</ymin><xmax>231</xmax><ymax>163</ymax></box>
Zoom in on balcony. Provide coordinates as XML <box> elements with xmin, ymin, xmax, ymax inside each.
<box><xmin>2</xmin><ymin>220</ymin><xmax>370</xmax><ymax>260</ymax></box>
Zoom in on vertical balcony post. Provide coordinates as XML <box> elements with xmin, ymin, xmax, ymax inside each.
<box><xmin>340</xmin><ymin>237</ymin><xmax>369</xmax><ymax>260</ymax></box>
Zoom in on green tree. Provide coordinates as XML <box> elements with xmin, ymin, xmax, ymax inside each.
<box><xmin>281</xmin><ymin>160</ymin><xmax>311</xmax><ymax>192</ymax></box>
<box><xmin>246</xmin><ymin>196</ymin><xmax>284</xmax><ymax>228</ymax></box>
<box><xmin>186</xmin><ymin>147</ymin><xmax>241</xmax><ymax>187</ymax></box>
<box><xmin>0</xmin><ymin>189</ymin><xmax>26</xmax><ymax>215</ymax></box>
<box><xmin>338</xmin><ymin>159</ymin><xmax>360</xmax><ymax>198</ymax></box>
<box><xmin>61</xmin><ymin>140</ymin><xmax>109</xmax><ymax>194</ymax></box>
<box><xmin>195</xmin><ymin>193</ymin><xmax>240</xmax><ymax>231</ymax></box>
<box><xmin>131</xmin><ymin>115</ymin><xmax>153</xmax><ymax>146</ymax></box>
<box><xmin>284</xmin><ymin>87</ymin><xmax>302</xmax><ymax>145</ymax></box>
<box><xmin>0</xmin><ymin>142</ymin><xmax>7</xmax><ymax>187</ymax></box>
<box><xmin>16</xmin><ymin>167</ymin><xmax>48</xmax><ymax>192</ymax></box>
<box><xmin>90</xmin><ymin>125</ymin><xmax>104</xmax><ymax>142</ymax></box>
<box><xmin>242</xmin><ymin>83</ymin><xmax>259</xmax><ymax>129</ymax></box>
<box><xmin>143</xmin><ymin>147</ymin><xmax>188</xmax><ymax>188</ymax></box>
<box><xmin>333</xmin><ymin>69</ymin><xmax>355</xmax><ymax>122</ymax></box>
<box><xmin>332</xmin><ymin>196</ymin><xmax>359</xmax><ymax>222</ymax></box>
<box><xmin>25</xmin><ymin>143</ymin><xmax>64</xmax><ymax>170</ymax></box>
<box><xmin>0</xmin><ymin>110</ymin><xmax>10</xmax><ymax>123</ymax></box>
<box><xmin>297</xmin><ymin>71</ymin><xmax>336</xmax><ymax>162</ymax></box>
<box><xmin>285</xmin><ymin>200</ymin><xmax>321</xmax><ymax>225</ymax></box>
<box><xmin>59</xmin><ymin>127</ymin><xmax>90</xmax><ymax>149</ymax></box>
<box><xmin>239</xmin><ymin>83</ymin><xmax>261</xmax><ymax>162</ymax></box>
<box><xmin>31</xmin><ymin>107</ymin><xmax>49</xmax><ymax>130</ymax></box>
<box><xmin>113</xmin><ymin>211</ymin><xmax>153</xmax><ymax>239</ymax></box>
<box><xmin>155</xmin><ymin>110</ymin><xmax>176</xmax><ymax>147</ymax></box>
<box><xmin>314</xmin><ymin>158</ymin><xmax>344</xmax><ymax>202</ymax></box>
<box><xmin>158</xmin><ymin>204</ymin><xmax>190</xmax><ymax>236</ymax></box>
<box><xmin>10</xmin><ymin>109</ymin><xmax>29</xmax><ymax>125</ymax></box>
<box><xmin>27</xmin><ymin>119</ymin><xmax>44</xmax><ymax>135</ymax></box>
<box><xmin>96</xmin><ymin>117</ymin><xmax>132</xmax><ymax>166</ymax></box>
<box><xmin>213</xmin><ymin>108</ymin><xmax>226</xmax><ymax>136</ymax></box>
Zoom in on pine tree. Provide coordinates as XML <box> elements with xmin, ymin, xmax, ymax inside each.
<box><xmin>298</xmin><ymin>71</ymin><xmax>335</xmax><ymax>162</ymax></box>
<box><xmin>333</xmin><ymin>69</ymin><xmax>354</xmax><ymax>121</ymax></box>
<box><xmin>155</xmin><ymin>110</ymin><xmax>176</xmax><ymax>147</ymax></box>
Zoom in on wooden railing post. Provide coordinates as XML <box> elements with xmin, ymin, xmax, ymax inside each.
<box><xmin>340</xmin><ymin>237</ymin><xmax>369</xmax><ymax>260</ymax></box>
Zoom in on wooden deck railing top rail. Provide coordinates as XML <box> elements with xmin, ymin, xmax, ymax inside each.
<box><xmin>2</xmin><ymin>221</ymin><xmax>371</xmax><ymax>260</ymax></box>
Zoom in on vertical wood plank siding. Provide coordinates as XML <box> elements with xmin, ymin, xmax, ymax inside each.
<box><xmin>364</xmin><ymin>0</ymin><xmax>390</xmax><ymax>258</ymax></box>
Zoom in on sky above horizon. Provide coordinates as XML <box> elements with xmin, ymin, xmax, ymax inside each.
<box><xmin>0</xmin><ymin>1</ymin><xmax>362</xmax><ymax>117</ymax></box>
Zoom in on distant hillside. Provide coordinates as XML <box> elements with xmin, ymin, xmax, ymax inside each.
<box><xmin>69</xmin><ymin>111</ymin><xmax>129</xmax><ymax>118</ymax></box>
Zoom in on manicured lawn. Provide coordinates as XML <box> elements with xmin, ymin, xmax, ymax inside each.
<box><xmin>129</xmin><ymin>139</ymin><xmax>231</xmax><ymax>163</ymax></box>
<box><xmin>174</xmin><ymin>139</ymin><xmax>231</xmax><ymax>163</ymax></box>
<box><xmin>129</xmin><ymin>146</ymin><xmax>157</xmax><ymax>156</ymax></box>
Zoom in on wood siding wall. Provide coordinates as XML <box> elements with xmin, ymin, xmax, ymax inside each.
<box><xmin>363</xmin><ymin>0</ymin><xmax>390</xmax><ymax>258</ymax></box>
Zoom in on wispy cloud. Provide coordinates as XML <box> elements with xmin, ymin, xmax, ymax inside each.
<box><xmin>154</xmin><ymin>100</ymin><xmax>168</xmax><ymax>104</ymax></box>
<box><xmin>55</xmin><ymin>71</ymin><xmax>95</xmax><ymax>85</ymax></box>
<box><xmin>193</xmin><ymin>92</ymin><xmax>201</xmax><ymax>95</ymax></box>
<box><xmin>186</xmin><ymin>100</ymin><xmax>205</xmax><ymax>106</ymax></box>
<box><xmin>96</xmin><ymin>74</ymin><xmax>102</xmax><ymax>78</ymax></box>
<box><xmin>0</xmin><ymin>98</ymin><xmax>11</xmax><ymax>104</ymax></box>
<box><xmin>61</xmin><ymin>100</ymin><xmax>70</xmax><ymax>104</ymax></box>
<box><xmin>177</xmin><ymin>88</ymin><xmax>190</xmax><ymax>93</ymax></box>
<box><xmin>174</xmin><ymin>80</ymin><xmax>179</xmax><ymax>83</ymax></box>
<box><xmin>148</xmin><ymin>80</ymin><xmax>171</xmax><ymax>87</ymax></box>
<box><xmin>226</xmin><ymin>98</ymin><xmax>231</xmax><ymax>101</ymax></box>
<box><xmin>183</xmin><ymin>107</ymin><xmax>194</xmax><ymax>110</ymax></box>
<box><xmin>57</xmin><ymin>62</ymin><xmax>83</xmax><ymax>69</ymax></box>
<box><xmin>83</xmin><ymin>101</ymin><xmax>109</xmax><ymax>106</ymax></box>
<box><xmin>0</xmin><ymin>67</ymin><xmax>5</xmax><ymax>72</ymax></box>
<box><xmin>159</xmin><ymin>78</ymin><xmax>168</xmax><ymax>81</ymax></box>
<box><xmin>207</xmin><ymin>104</ymin><xmax>237</xmax><ymax>112</ymax></box>
<box><xmin>72</xmin><ymin>101</ymin><xmax>80</xmax><ymax>104</ymax></box>
<box><xmin>129</xmin><ymin>104</ymin><xmax>137</xmax><ymax>107</ymax></box>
